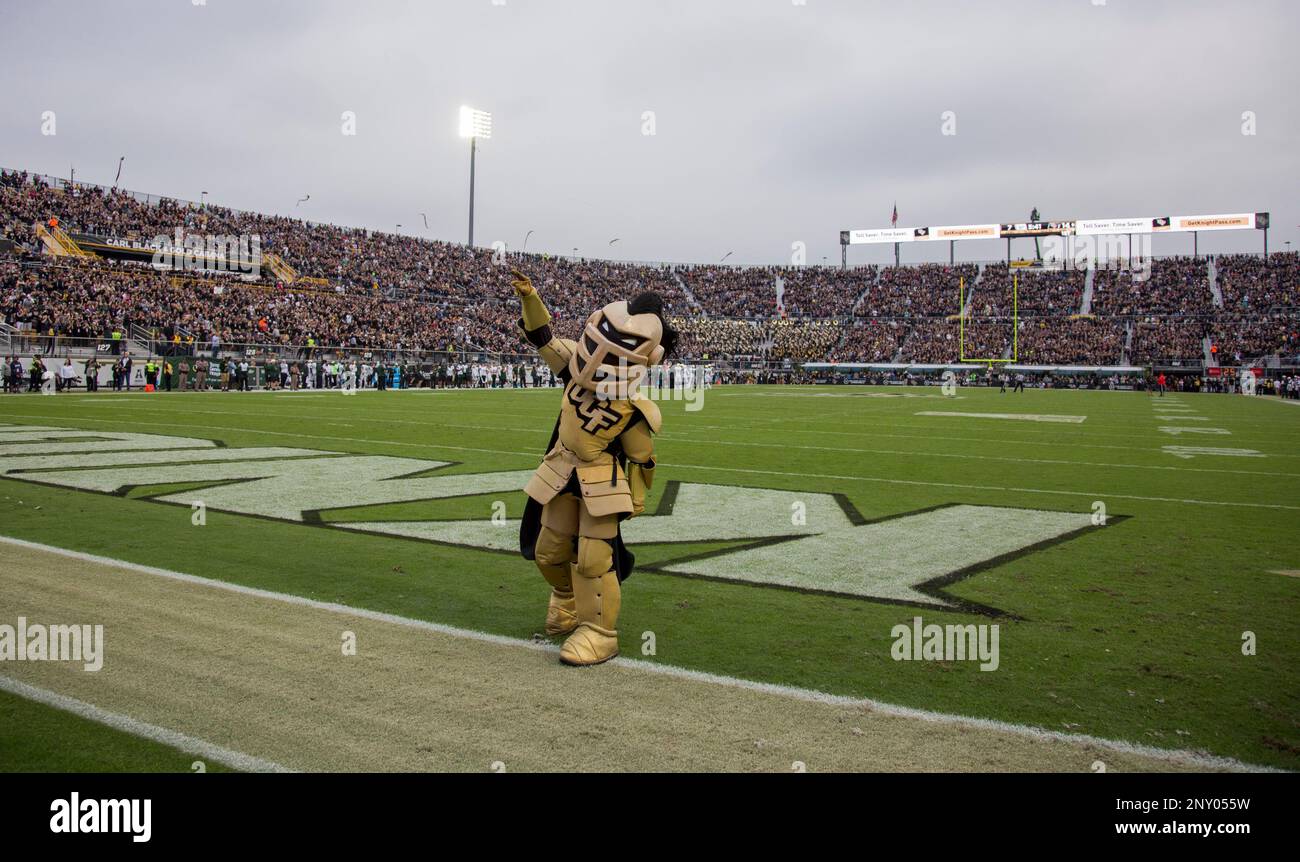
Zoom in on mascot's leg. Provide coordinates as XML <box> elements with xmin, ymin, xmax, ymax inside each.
<box><xmin>560</xmin><ymin>509</ymin><xmax>621</xmax><ymax>666</ymax></box>
<box><xmin>537</xmin><ymin>494</ymin><xmax>579</xmax><ymax>636</ymax></box>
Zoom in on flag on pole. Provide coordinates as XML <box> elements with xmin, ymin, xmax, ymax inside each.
<box><xmin>891</xmin><ymin>202</ymin><xmax>898</xmax><ymax>227</ymax></box>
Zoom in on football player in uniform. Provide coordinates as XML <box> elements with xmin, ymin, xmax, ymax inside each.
<box><xmin>510</xmin><ymin>269</ymin><xmax>675</xmax><ymax>666</ymax></box>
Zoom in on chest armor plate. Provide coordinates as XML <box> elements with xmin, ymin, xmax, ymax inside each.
<box><xmin>558</xmin><ymin>381</ymin><xmax>634</xmax><ymax>460</ymax></box>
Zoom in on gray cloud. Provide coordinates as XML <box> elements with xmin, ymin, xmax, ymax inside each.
<box><xmin>1</xmin><ymin>0</ymin><xmax>1295</xmax><ymax>265</ymax></box>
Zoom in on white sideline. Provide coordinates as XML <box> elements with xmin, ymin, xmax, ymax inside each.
<box><xmin>0</xmin><ymin>675</ymin><xmax>293</xmax><ymax>774</ymax></box>
<box><xmin>4</xmin><ymin>413</ymin><xmax>1298</xmax><ymax>510</ymax></box>
<box><xmin>657</xmin><ymin>461</ymin><xmax>1300</xmax><ymax>512</ymax></box>
<box><xmin>14</xmin><ymin>401</ymin><xmax>1300</xmax><ymax>454</ymax></box>
<box><xmin>916</xmin><ymin>411</ymin><xmax>1087</xmax><ymax>424</ymax></box>
<box><xmin>0</xmin><ymin>535</ymin><xmax>1283</xmax><ymax>774</ymax></box>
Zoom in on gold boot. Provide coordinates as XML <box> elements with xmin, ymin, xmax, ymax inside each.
<box><xmin>561</xmin><ymin>569</ymin><xmax>621</xmax><ymax>666</ymax></box>
<box><xmin>539</xmin><ymin>562</ymin><xmax>578</xmax><ymax>636</ymax></box>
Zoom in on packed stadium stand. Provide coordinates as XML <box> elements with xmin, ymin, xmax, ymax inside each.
<box><xmin>3</xmin><ymin>168</ymin><xmax>1298</xmax><ymax>372</ymax></box>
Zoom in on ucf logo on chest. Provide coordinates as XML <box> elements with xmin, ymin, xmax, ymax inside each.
<box><xmin>565</xmin><ymin>382</ymin><xmax>627</xmax><ymax>434</ymax></box>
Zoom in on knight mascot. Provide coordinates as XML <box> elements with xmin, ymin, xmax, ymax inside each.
<box><xmin>510</xmin><ymin>268</ymin><xmax>676</xmax><ymax>666</ymax></box>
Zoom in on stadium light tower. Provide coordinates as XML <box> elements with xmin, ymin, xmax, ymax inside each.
<box><xmin>458</xmin><ymin>106</ymin><xmax>492</xmax><ymax>247</ymax></box>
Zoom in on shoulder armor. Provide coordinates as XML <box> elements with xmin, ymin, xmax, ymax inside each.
<box><xmin>629</xmin><ymin>396</ymin><xmax>662</xmax><ymax>433</ymax></box>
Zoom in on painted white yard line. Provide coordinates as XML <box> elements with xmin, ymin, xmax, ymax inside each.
<box><xmin>685</xmin><ymin>422</ymin><xmax>1300</xmax><ymax>452</ymax></box>
<box><xmin>751</xmin><ymin>392</ymin><xmax>961</xmax><ymax>400</ymax></box>
<box><xmin>65</xmin><ymin>397</ymin><xmax>155</xmax><ymax>403</ymax></box>
<box><xmin>26</xmin><ymin>396</ymin><xmax>1287</xmax><ymax>448</ymax></box>
<box><xmin>657</xmin><ymin>435</ymin><xmax>1297</xmax><ymax>478</ymax></box>
<box><xmin>0</xmin><ymin>535</ymin><xmax>1279</xmax><ymax>774</ymax></box>
<box><xmin>16</xmin><ymin>406</ymin><xmax>1300</xmax><ymax>463</ymax></box>
<box><xmin>917</xmin><ymin>411</ymin><xmax>1087</xmax><ymax>424</ymax></box>
<box><xmin>62</xmin><ymin>410</ymin><xmax>1266</xmax><ymax>478</ymax></box>
<box><xmin>26</xmin><ymin>390</ymin><xmax>1300</xmax><ymax>446</ymax></box>
<box><xmin>0</xmin><ymin>674</ymin><xmax>294</xmax><ymax>773</ymax></box>
<box><xmin>0</xmin><ymin>412</ymin><xmax>541</xmax><ymax>460</ymax></box>
<box><xmin>655</xmin><ymin>461</ymin><xmax>1300</xmax><ymax>512</ymax></box>
<box><xmin>738</xmin><ymin>415</ymin><xmax>1300</xmax><ymax>445</ymax></box>
<box><xmin>1161</xmin><ymin>446</ymin><xmax>1265</xmax><ymax>460</ymax></box>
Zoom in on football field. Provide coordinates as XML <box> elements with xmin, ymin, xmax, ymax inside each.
<box><xmin>1</xmin><ymin>384</ymin><xmax>1297</xmax><ymax>771</ymax></box>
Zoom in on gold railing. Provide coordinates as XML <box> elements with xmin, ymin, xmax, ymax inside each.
<box><xmin>263</xmin><ymin>252</ymin><xmax>298</xmax><ymax>283</ymax></box>
<box><xmin>34</xmin><ymin>222</ymin><xmax>95</xmax><ymax>258</ymax></box>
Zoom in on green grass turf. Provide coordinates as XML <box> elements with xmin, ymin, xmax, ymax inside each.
<box><xmin>1</xmin><ymin>384</ymin><xmax>1297</xmax><ymax>769</ymax></box>
<box><xmin>0</xmin><ymin>689</ymin><xmax>235</xmax><ymax>772</ymax></box>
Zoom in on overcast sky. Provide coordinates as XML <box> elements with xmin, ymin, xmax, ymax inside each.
<box><xmin>1</xmin><ymin>0</ymin><xmax>1296</xmax><ymax>266</ymax></box>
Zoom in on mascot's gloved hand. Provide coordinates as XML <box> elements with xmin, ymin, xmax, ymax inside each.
<box><xmin>627</xmin><ymin>459</ymin><xmax>655</xmax><ymax>518</ymax></box>
<box><xmin>511</xmin><ymin>268</ymin><xmax>552</xmax><ymax>331</ymax></box>
<box><xmin>509</xmin><ymin>268</ymin><xmax>535</xmax><ymax>298</ymax></box>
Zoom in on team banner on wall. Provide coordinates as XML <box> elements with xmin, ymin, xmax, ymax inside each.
<box><xmin>1172</xmin><ymin>213</ymin><xmax>1259</xmax><ymax>232</ymax></box>
<box><xmin>1075</xmin><ymin>217</ymin><xmax>1168</xmax><ymax>236</ymax></box>
<box><xmin>929</xmin><ymin>224</ymin><xmax>1001</xmax><ymax>241</ymax></box>
<box><xmin>844</xmin><ymin>223</ymin><xmax>1000</xmax><ymax>245</ymax></box>
<box><xmin>998</xmin><ymin>221</ymin><xmax>1075</xmax><ymax>239</ymax></box>
<box><xmin>844</xmin><ymin>227</ymin><xmax>915</xmax><ymax>245</ymax></box>
<box><xmin>843</xmin><ymin>212</ymin><xmax>1268</xmax><ymax>245</ymax></box>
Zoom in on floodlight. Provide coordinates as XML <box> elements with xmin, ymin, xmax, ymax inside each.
<box><xmin>459</xmin><ymin>106</ymin><xmax>492</xmax><ymax>139</ymax></box>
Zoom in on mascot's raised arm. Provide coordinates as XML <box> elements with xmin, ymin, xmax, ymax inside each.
<box><xmin>510</xmin><ymin>268</ymin><xmax>676</xmax><ymax>666</ymax></box>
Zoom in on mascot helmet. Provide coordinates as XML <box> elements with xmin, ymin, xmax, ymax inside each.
<box><xmin>569</xmin><ymin>292</ymin><xmax>676</xmax><ymax>400</ymax></box>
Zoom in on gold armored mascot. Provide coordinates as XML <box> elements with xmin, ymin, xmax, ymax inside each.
<box><xmin>510</xmin><ymin>269</ymin><xmax>676</xmax><ymax>666</ymax></box>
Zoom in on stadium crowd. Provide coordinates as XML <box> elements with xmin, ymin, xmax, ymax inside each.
<box><xmin>859</xmin><ymin>263</ymin><xmax>978</xmax><ymax>318</ymax></box>
<box><xmin>1216</xmin><ymin>253</ymin><xmax>1300</xmax><ymax>311</ymax></box>
<box><xmin>1017</xmin><ymin>317</ymin><xmax>1125</xmax><ymax>366</ymax></box>
<box><xmin>1209</xmin><ymin>314</ymin><xmax>1299</xmax><ymax>362</ymax></box>
<box><xmin>973</xmin><ymin>268</ymin><xmax>1086</xmax><ymax>316</ymax></box>
<box><xmin>2</xmin><ymin>169</ymin><xmax>1298</xmax><ymax>371</ymax></box>
<box><xmin>1129</xmin><ymin>319</ymin><xmax>1208</xmax><ymax>364</ymax></box>
<box><xmin>1090</xmin><ymin>257</ymin><xmax>1213</xmax><ymax>315</ymax></box>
